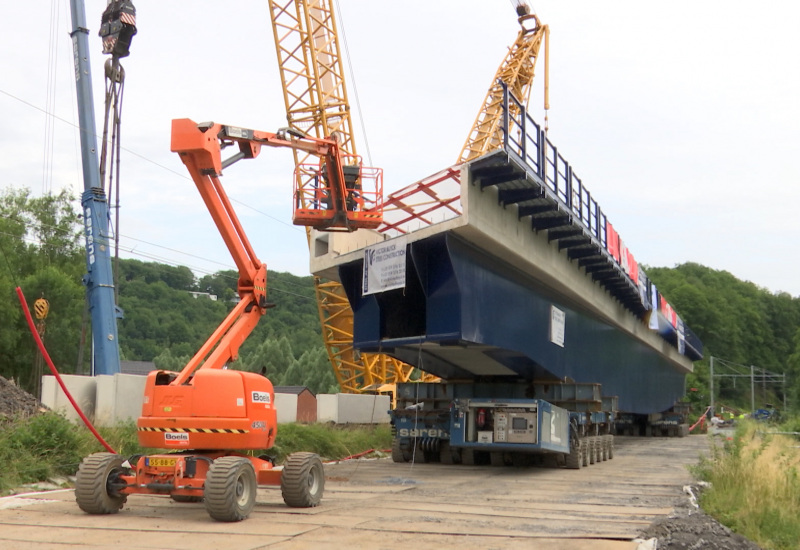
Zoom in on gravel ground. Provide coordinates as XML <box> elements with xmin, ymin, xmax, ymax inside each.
<box><xmin>639</xmin><ymin>485</ymin><xmax>762</xmax><ymax>550</ymax></box>
<box><xmin>0</xmin><ymin>375</ymin><xmax>46</xmax><ymax>419</ymax></box>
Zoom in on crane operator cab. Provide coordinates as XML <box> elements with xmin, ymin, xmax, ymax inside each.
<box><xmin>293</xmin><ymin>154</ymin><xmax>383</xmax><ymax>231</ymax></box>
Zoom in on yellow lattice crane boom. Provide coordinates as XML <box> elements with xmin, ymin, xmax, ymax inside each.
<box><xmin>267</xmin><ymin>1</ymin><xmax>547</xmax><ymax>392</ymax></box>
<box><xmin>268</xmin><ymin>0</ymin><xmax>419</xmax><ymax>393</ymax></box>
<box><xmin>459</xmin><ymin>2</ymin><xmax>549</xmax><ymax>163</ymax></box>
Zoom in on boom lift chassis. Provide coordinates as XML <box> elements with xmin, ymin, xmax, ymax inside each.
<box><xmin>75</xmin><ymin>119</ymin><xmax>382</xmax><ymax>521</ymax></box>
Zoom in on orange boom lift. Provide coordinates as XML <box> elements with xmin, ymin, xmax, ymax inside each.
<box><xmin>74</xmin><ymin>119</ymin><xmax>383</xmax><ymax>522</ymax></box>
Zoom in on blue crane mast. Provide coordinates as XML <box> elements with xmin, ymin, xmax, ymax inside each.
<box><xmin>68</xmin><ymin>0</ymin><xmax>136</xmax><ymax>375</ymax></box>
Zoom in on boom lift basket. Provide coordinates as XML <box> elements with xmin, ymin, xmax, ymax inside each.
<box><xmin>293</xmin><ymin>155</ymin><xmax>383</xmax><ymax>230</ymax></box>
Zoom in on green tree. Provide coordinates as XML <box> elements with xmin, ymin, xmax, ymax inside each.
<box><xmin>241</xmin><ymin>336</ymin><xmax>296</xmax><ymax>381</ymax></box>
<box><xmin>647</xmin><ymin>262</ymin><xmax>800</xmax><ymax>412</ymax></box>
<box><xmin>283</xmin><ymin>347</ymin><xmax>339</xmax><ymax>394</ymax></box>
<box><xmin>152</xmin><ymin>348</ymin><xmax>192</xmax><ymax>372</ymax></box>
<box><xmin>197</xmin><ymin>269</ymin><xmax>237</xmax><ymax>301</ymax></box>
<box><xmin>0</xmin><ymin>188</ymin><xmax>85</xmax><ymax>390</ymax></box>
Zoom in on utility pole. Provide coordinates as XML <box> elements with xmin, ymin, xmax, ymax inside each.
<box><xmin>709</xmin><ymin>355</ymin><xmax>715</xmax><ymax>417</ymax></box>
<box><xmin>69</xmin><ymin>0</ymin><xmax>121</xmax><ymax>375</ymax></box>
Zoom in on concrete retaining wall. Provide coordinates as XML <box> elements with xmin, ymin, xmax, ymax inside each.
<box><xmin>41</xmin><ymin>376</ymin><xmax>390</xmax><ymax>426</ymax></box>
<box><xmin>317</xmin><ymin>393</ymin><xmax>391</xmax><ymax>424</ymax></box>
<box><xmin>41</xmin><ymin>375</ymin><xmax>97</xmax><ymax>424</ymax></box>
<box><xmin>41</xmin><ymin>374</ymin><xmax>145</xmax><ymax>427</ymax></box>
<box><xmin>95</xmin><ymin>374</ymin><xmax>147</xmax><ymax>427</ymax></box>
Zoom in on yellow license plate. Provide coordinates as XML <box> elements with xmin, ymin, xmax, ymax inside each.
<box><xmin>147</xmin><ymin>457</ymin><xmax>177</xmax><ymax>467</ymax></box>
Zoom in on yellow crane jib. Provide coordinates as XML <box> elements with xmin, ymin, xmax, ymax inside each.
<box><xmin>459</xmin><ymin>2</ymin><xmax>550</xmax><ymax>164</ymax></box>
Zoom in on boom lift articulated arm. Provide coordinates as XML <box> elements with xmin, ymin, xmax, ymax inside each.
<box><xmin>166</xmin><ymin>118</ymin><xmax>382</xmax><ymax>387</ymax></box>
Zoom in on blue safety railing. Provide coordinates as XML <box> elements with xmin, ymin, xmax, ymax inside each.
<box><xmin>498</xmin><ymin>82</ymin><xmax>703</xmax><ymax>360</ymax></box>
<box><xmin>501</xmin><ymin>82</ymin><xmax>609</xmax><ymax>251</ymax></box>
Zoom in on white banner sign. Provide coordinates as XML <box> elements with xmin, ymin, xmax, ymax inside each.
<box><xmin>549</xmin><ymin>305</ymin><xmax>565</xmax><ymax>348</ymax></box>
<box><xmin>362</xmin><ymin>237</ymin><xmax>407</xmax><ymax>295</ymax></box>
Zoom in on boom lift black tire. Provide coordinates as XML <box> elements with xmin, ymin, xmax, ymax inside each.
<box><xmin>204</xmin><ymin>457</ymin><xmax>256</xmax><ymax>522</ymax></box>
<box><xmin>281</xmin><ymin>452</ymin><xmax>324</xmax><ymax>508</ymax></box>
<box><xmin>75</xmin><ymin>452</ymin><xmax>128</xmax><ymax>515</ymax></box>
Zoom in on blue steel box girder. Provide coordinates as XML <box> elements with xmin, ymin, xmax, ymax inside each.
<box><xmin>336</xmin><ymin>84</ymin><xmax>703</xmax><ymax>415</ymax></box>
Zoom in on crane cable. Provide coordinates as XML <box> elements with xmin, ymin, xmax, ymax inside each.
<box><xmin>99</xmin><ymin>57</ymin><xmax>126</xmax><ymax>303</ymax></box>
<box><xmin>42</xmin><ymin>0</ymin><xmax>61</xmax><ymax>195</ymax></box>
<box><xmin>333</xmin><ymin>2</ymin><xmax>373</xmax><ymax>167</ymax></box>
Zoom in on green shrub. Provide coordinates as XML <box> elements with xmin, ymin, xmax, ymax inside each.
<box><xmin>0</xmin><ymin>413</ymin><xmax>86</xmax><ymax>490</ymax></box>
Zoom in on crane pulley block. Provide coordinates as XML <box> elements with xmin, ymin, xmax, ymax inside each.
<box><xmin>99</xmin><ymin>0</ymin><xmax>137</xmax><ymax>58</ymax></box>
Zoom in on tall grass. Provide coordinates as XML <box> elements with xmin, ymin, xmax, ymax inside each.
<box><xmin>0</xmin><ymin>413</ymin><xmax>90</xmax><ymax>493</ymax></box>
<box><xmin>0</xmin><ymin>413</ymin><xmax>392</xmax><ymax>494</ymax></box>
<box><xmin>270</xmin><ymin>423</ymin><xmax>392</xmax><ymax>463</ymax></box>
<box><xmin>693</xmin><ymin>419</ymin><xmax>800</xmax><ymax>550</ymax></box>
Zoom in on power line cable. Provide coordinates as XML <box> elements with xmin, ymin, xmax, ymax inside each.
<box><xmin>0</xmin><ymin>218</ymin><xmax>316</xmax><ymax>303</ymax></box>
<box><xmin>334</xmin><ymin>2</ymin><xmax>372</xmax><ymax>166</ymax></box>
<box><xmin>0</xmin><ymin>87</ymin><xmax>305</xmax><ymax>233</ymax></box>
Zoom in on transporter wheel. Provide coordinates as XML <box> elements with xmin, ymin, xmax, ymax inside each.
<box><xmin>565</xmin><ymin>443</ymin><xmax>582</xmax><ymax>470</ymax></box>
<box><xmin>204</xmin><ymin>457</ymin><xmax>256</xmax><ymax>522</ymax></box>
<box><xmin>461</xmin><ymin>450</ymin><xmax>489</xmax><ymax>465</ymax></box>
<box><xmin>171</xmin><ymin>494</ymin><xmax>203</xmax><ymax>503</ymax></box>
<box><xmin>439</xmin><ymin>441</ymin><xmax>458</xmax><ymax>465</ymax></box>
<box><xmin>588</xmin><ymin>438</ymin><xmax>597</xmax><ymax>465</ymax></box>
<box><xmin>281</xmin><ymin>452</ymin><xmax>324</xmax><ymax>508</ymax></box>
<box><xmin>581</xmin><ymin>440</ymin><xmax>590</xmax><ymax>467</ymax></box>
<box><xmin>75</xmin><ymin>452</ymin><xmax>128</xmax><ymax>515</ymax></box>
<box><xmin>490</xmin><ymin>452</ymin><xmax>509</xmax><ymax>467</ymax></box>
<box><xmin>391</xmin><ymin>438</ymin><xmax>407</xmax><ymax>463</ymax></box>
<box><xmin>606</xmin><ymin>435</ymin><xmax>615</xmax><ymax>459</ymax></box>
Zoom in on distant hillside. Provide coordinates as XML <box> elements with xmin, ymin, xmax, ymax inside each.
<box><xmin>116</xmin><ymin>259</ymin><xmax>337</xmax><ymax>394</ymax></box>
<box><xmin>646</xmin><ymin>262</ymin><xmax>800</xmax><ymax>412</ymax></box>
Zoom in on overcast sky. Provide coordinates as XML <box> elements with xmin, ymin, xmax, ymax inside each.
<box><xmin>3</xmin><ymin>1</ymin><xmax>799</xmax><ymax>298</ymax></box>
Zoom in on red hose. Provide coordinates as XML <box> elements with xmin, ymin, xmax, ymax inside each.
<box><xmin>16</xmin><ymin>287</ymin><xmax>116</xmax><ymax>454</ymax></box>
<box><xmin>336</xmin><ymin>448</ymin><xmax>391</xmax><ymax>462</ymax></box>
<box><xmin>689</xmin><ymin>406</ymin><xmax>711</xmax><ymax>433</ymax></box>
